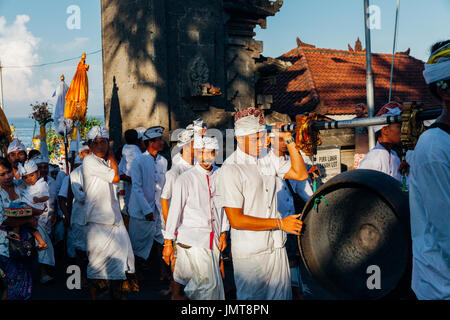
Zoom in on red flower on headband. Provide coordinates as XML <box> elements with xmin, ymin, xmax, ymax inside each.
<box><xmin>234</xmin><ymin>107</ymin><xmax>264</xmax><ymax>125</ymax></box>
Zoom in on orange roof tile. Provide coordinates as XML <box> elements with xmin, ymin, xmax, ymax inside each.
<box><xmin>261</xmin><ymin>42</ymin><xmax>441</xmax><ymax>115</ymax></box>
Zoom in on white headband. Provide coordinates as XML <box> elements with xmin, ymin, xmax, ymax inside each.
<box><xmin>176</xmin><ymin>128</ymin><xmax>195</xmax><ymax>148</ymax></box>
<box><xmin>18</xmin><ymin>160</ymin><xmax>38</xmax><ymax>176</ymax></box>
<box><xmin>7</xmin><ymin>139</ymin><xmax>26</xmax><ymax>154</ymax></box>
<box><xmin>193</xmin><ymin>135</ymin><xmax>219</xmax><ymax>150</ymax></box>
<box><xmin>135</xmin><ymin>127</ymin><xmax>146</xmax><ymax>140</ymax></box>
<box><xmin>234</xmin><ymin>116</ymin><xmax>266</xmax><ymax>137</ymax></box>
<box><xmin>33</xmin><ymin>154</ymin><xmax>49</xmax><ymax>164</ymax></box>
<box><xmin>87</xmin><ymin>126</ymin><xmax>109</xmax><ymax>141</ymax></box>
<box><xmin>423</xmin><ymin>58</ymin><xmax>450</xmax><ymax>84</ymax></box>
<box><xmin>372</xmin><ymin>107</ymin><xmax>402</xmax><ymax>133</ymax></box>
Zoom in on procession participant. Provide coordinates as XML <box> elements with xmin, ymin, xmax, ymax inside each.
<box><xmin>269</xmin><ymin>132</ymin><xmax>314</xmax><ymax>299</ymax></box>
<box><xmin>217</xmin><ymin>107</ymin><xmax>308</xmax><ymax>300</ymax></box>
<box><xmin>28</xmin><ymin>149</ymin><xmax>41</xmax><ymax>161</ymax></box>
<box><xmin>0</xmin><ymin>158</ymin><xmax>35</xmax><ymax>300</ymax></box>
<box><xmin>31</xmin><ymin>154</ymin><xmax>56</xmax><ymax>284</ymax></box>
<box><xmin>118</xmin><ymin>129</ymin><xmax>143</xmax><ymax>214</ymax></box>
<box><xmin>160</xmin><ymin>126</ymin><xmax>195</xmax><ymax>299</ymax></box>
<box><xmin>128</xmin><ymin>126</ymin><xmax>168</xmax><ymax>281</ymax></box>
<box><xmin>83</xmin><ymin>126</ymin><xmax>135</xmax><ymax>300</ymax></box>
<box><xmin>163</xmin><ymin>135</ymin><xmax>229</xmax><ymax>300</ymax></box>
<box><xmin>7</xmin><ymin>139</ymin><xmax>27</xmax><ymax>179</ymax></box>
<box><xmin>357</xmin><ymin>102</ymin><xmax>403</xmax><ymax>181</ymax></box>
<box><xmin>409</xmin><ymin>40</ymin><xmax>450</xmax><ymax>300</ymax></box>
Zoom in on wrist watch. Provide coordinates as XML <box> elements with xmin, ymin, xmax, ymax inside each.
<box><xmin>285</xmin><ymin>137</ymin><xmax>295</xmax><ymax>145</ymax></box>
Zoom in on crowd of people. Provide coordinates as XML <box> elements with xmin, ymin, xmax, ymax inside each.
<box><xmin>0</xmin><ymin>40</ymin><xmax>448</xmax><ymax>301</ymax></box>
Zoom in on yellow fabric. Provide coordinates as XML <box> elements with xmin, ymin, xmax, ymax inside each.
<box><xmin>65</xmin><ymin>57</ymin><xmax>89</xmax><ymax>122</ymax></box>
<box><xmin>71</xmin><ymin>126</ymin><xmax>78</xmax><ymax>140</ymax></box>
<box><xmin>427</xmin><ymin>45</ymin><xmax>450</xmax><ymax>64</ymax></box>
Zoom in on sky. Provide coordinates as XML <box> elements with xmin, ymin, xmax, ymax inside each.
<box><xmin>0</xmin><ymin>0</ymin><xmax>449</xmax><ymax>119</ymax></box>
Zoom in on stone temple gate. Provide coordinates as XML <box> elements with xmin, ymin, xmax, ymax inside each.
<box><xmin>101</xmin><ymin>0</ymin><xmax>283</xmax><ymax>150</ymax></box>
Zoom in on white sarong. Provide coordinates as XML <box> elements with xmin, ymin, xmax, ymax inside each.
<box><xmin>174</xmin><ymin>244</ymin><xmax>224</xmax><ymax>300</ymax></box>
<box><xmin>232</xmin><ymin>247</ymin><xmax>291</xmax><ymax>300</ymax></box>
<box><xmin>86</xmin><ymin>221</ymin><xmax>135</xmax><ymax>280</ymax></box>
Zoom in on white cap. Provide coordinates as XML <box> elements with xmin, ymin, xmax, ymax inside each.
<box><xmin>18</xmin><ymin>160</ymin><xmax>38</xmax><ymax>176</ymax></box>
<box><xmin>143</xmin><ymin>126</ymin><xmax>164</xmax><ymax>141</ymax></box>
<box><xmin>234</xmin><ymin>107</ymin><xmax>266</xmax><ymax>137</ymax></box>
<box><xmin>7</xmin><ymin>139</ymin><xmax>26</xmax><ymax>154</ymax></box>
<box><xmin>33</xmin><ymin>154</ymin><xmax>49</xmax><ymax>164</ymax></box>
<box><xmin>87</xmin><ymin>126</ymin><xmax>109</xmax><ymax>141</ymax></box>
<box><xmin>193</xmin><ymin>135</ymin><xmax>219</xmax><ymax>150</ymax></box>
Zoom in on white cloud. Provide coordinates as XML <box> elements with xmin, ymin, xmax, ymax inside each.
<box><xmin>0</xmin><ymin>15</ymin><xmax>54</xmax><ymax>104</ymax></box>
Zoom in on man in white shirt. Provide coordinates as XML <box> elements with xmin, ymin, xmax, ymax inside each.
<box><xmin>83</xmin><ymin>126</ymin><xmax>135</xmax><ymax>300</ymax></box>
<box><xmin>160</xmin><ymin>125</ymin><xmax>196</xmax><ymax>299</ymax></box>
<box><xmin>163</xmin><ymin>135</ymin><xmax>229</xmax><ymax>300</ymax></box>
<box><xmin>357</xmin><ymin>102</ymin><xmax>403</xmax><ymax>182</ymax></box>
<box><xmin>269</xmin><ymin>132</ymin><xmax>314</xmax><ymax>299</ymax></box>
<box><xmin>128</xmin><ymin>126</ymin><xmax>167</xmax><ymax>276</ymax></box>
<box><xmin>118</xmin><ymin>128</ymin><xmax>144</xmax><ymax>214</ymax></box>
<box><xmin>217</xmin><ymin>107</ymin><xmax>308</xmax><ymax>300</ymax></box>
<box><xmin>409</xmin><ymin>40</ymin><xmax>450</xmax><ymax>300</ymax></box>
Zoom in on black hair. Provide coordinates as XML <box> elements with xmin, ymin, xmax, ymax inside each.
<box><xmin>375</xmin><ymin>129</ymin><xmax>382</xmax><ymax>141</ymax></box>
<box><xmin>428</xmin><ymin>40</ymin><xmax>450</xmax><ymax>101</ymax></box>
<box><xmin>28</xmin><ymin>149</ymin><xmax>41</xmax><ymax>160</ymax></box>
<box><xmin>124</xmin><ymin>129</ymin><xmax>139</xmax><ymax>145</ymax></box>
<box><xmin>0</xmin><ymin>157</ymin><xmax>12</xmax><ymax>171</ymax></box>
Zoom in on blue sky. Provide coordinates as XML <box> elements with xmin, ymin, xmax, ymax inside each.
<box><xmin>0</xmin><ymin>0</ymin><xmax>449</xmax><ymax>119</ymax></box>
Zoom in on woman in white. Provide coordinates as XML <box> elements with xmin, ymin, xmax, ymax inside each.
<box><xmin>163</xmin><ymin>135</ymin><xmax>229</xmax><ymax>300</ymax></box>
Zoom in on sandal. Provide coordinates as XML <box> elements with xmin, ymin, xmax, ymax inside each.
<box><xmin>6</xmin><ymin>232</ymin><xmax>20</xmax><ymax>241</ymax></box>
<box><xmin>37</xmin><ymin>243</ymin><xmax>48</xmax><ymax>251</ymax></box>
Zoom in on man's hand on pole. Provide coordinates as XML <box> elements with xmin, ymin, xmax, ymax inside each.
<box><xmin>280</xmin><ymin>214</ymin><xmax>303</xmax><ymax>235</ymax></box>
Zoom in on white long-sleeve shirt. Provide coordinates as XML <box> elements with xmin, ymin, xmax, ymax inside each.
<box><xmin>409</xmin><ymin>126</ymin><xmax>450</xmax><ymax>300</ymax></box>
<box><xmin>82</xmin><ymin>154</ymin><xmax>121</xmax><ymax>225</ymax></box>
<box><xmin>22</xmin><ymin>177</ymin><xmax>49</xmax><ymax>210</ymax></box>
<box><xmin>154</xmin><ymin>154</ymin><xmax>168</xmax><ymax>217</ymax></box>
<box><xmin>165</xmin><ymin>164</ymin><xmax>229</xmax><ymax>250</ymax></box>
<box><xmin>128</xmin><ymin>151</ymin><xmax>156</xmax><ymax>220</ymax></box>
<box><xmin>217</xmin><ymin>147</ymin><xmax>291</xmax><ymax>258</ymax></box>
<box><xmin>357</xmin><ymin>142</ymin><xmax>402</xmax><ymax>181</ymax></box>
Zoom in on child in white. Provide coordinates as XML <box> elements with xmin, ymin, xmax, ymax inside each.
<box><xmin>16</xmin><ymin>160</ymin><xmax>49</xmax><ymax>250</ymax></box>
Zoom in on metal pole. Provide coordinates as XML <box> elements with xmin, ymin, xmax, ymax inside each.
<box><xmin>364</xmin><ymin>0</ymin><xmax>376</xmax><ymax>150</ymax></box>
<box><xmin>0</xmin><ymin>59</ymin><xmax>4</xmax><ymax>110</ymax></box>
<box><xmin>265</xmin><ymin>108</ymin><xmax>441</xmax><ymax>132</ymax></box>
<box><xmin>388</xmin><ymin>0</ymin><xmax>400</xmax><ymax>102</ymax></box>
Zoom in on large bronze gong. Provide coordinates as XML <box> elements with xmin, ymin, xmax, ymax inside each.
<box><xmin>299</xmin><ymin>169</ymin><xmax>411</xmax><ymax>299</ymax></box>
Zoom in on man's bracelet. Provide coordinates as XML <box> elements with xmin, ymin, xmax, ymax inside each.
<box><xmin>285</xmin><ymin>137</ymin><xmax>295</xmax><ymax>145</ymax></box>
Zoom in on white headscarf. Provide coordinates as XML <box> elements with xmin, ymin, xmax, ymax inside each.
<box><xmin>193</xmin><ymin>135</ymin><xmax>219</xmax><ymax>150</ymax></box>
<box><xmin>87</xmin><ymin>126</ymin><xmax>109</xmax><ymax>141</ymax></box>
<box><xmin>7</xmin><ymin>139</ymin><xmax>26</xmax><ymax>155</ymax></box>
<box><xmin>18</xmin><ymin>160</ymin><xmax>38</xmax><ymax>177</ymax></box>
<box><xmin>371</xmin><ymin>102</ymin><xmax>403</xmax><ymax>133</ymax></box>
<box><xmin>423</xmin><ymin>42</ymin><xmax>450</xmax><ymax>84</ymax></box>
<box><xmin>234</xmin><ymin>107</ymin><xmax>266</xmax><ymax>137</ymax></box>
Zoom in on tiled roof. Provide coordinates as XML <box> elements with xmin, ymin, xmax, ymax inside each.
<box><xmin>260</xmin><ymin>40</ymin><xmax>441</xmax><ymax>115</ymax></box>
